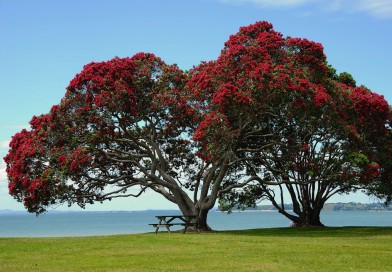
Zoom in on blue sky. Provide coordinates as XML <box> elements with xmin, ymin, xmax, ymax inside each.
<box><xmin>1</xmin><ymin>0</ymin><xmax>391</xmax><ymax>211</ymax></box>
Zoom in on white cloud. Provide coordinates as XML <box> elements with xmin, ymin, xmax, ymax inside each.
<box><xmin>220</xmin><ymin>0</ymin><xmax>313</xmax><ymax>7</ymax></box>
<box><xmin>327</xmin><ymin>0</ymin><xmax>392</xmax><ymax>18</ymax></box>
<box><xmin>0</xmin><ymin>168</ymin><xmax>6</xmax><ymax>181</ymax></box>
<box><xmin>0</xmin><ymin>140</ymin><xmax>10</xmax><ymax>149</ymax></box>
<box><xmin>0</xmin><ymin>158</ymin><xmax>7</xmax><ymax>180</ymax></box>
<box><xmin>328</xmin><ymin>0</ymin><xmax>343</xmax><ymax>11</ymax></box>
<box><xmin>0</xmin><ymin>158</ymin><xmax>8</xmax><ymax>198</ymax></box>
<box><xmin>358</xmin><ymin>0</ymin><xmax>392</xmax><ymax>19</ymax></box>
<box><xmin>218</xmin><ymin>0</ymin><xmax>392</xmax><ymax>19</ymax></box>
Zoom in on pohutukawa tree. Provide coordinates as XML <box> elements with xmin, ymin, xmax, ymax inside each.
<box><xmin>189</xmin><ymin>21</ymin><xmax>392</xmax><ymax>226</ymax></box>
<box><xmin>4</xmin><ymin>22</ymin><xmax>392</xmax><ymax>229</ymax></box>
<box><xmin>219</xmin><ymin>82</ymin><xmax>392</xmax><ymax>226</ymax></box>
<box><xmin>4</xmin><ymin>52</ymin><xmax>259</xmax><ymax>230</ymax></box>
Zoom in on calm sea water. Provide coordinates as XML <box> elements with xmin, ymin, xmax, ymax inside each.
<box><xmin>1</xmin><ymin>210</ymin><xmax>391</xmax><ymax>237</ymax></box>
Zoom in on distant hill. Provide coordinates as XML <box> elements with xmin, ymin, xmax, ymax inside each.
<box><xmin>0</xmin><ymin>209</ymin><xmax>25</xmax><ymax>214</ymax></box>
<box><xmin>239</xmin><ymin>202</ymin><xmax>392</xmax><ymax>212</ymax></box>
<box><xmin>323</xmin><ymin>202</ymin><xmax>392</xmax><ymax>211</ymax></box>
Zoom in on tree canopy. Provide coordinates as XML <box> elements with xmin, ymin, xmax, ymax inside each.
<box><xmin>209</xmin><ymin>22</ymin><xmax>392</xmax><ymax>226</ymax></box>
<box><xmin>4</xmin><ymin>21</ymin><xmax>392</xmax><ymax>228</ymax></box>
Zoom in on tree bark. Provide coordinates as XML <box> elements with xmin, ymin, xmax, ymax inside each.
<box><xmin>196</xmin><ymin>208</ymin><xmax>212</xmax><ymax>231</ymax></box>
<box><xmin>290</xmin><ymin>206</ymin><xmax>324</xmax><ymax>227</ymax></box>
<box><xmin>176</xmin><ymin>199</ymin><xmax>213</xmax><ymax>232</ymax></box>
<box><xmin>266</xmin><ymin>187</ymin><xmax>326</xmax><ymax>227</ymax></box>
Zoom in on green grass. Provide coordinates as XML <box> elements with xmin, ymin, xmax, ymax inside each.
<box><xmin>1</xmin><ymin>227</ymin><xmax>392</xmax><ymax>271</ymax></box>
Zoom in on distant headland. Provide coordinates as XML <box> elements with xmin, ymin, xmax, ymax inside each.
<box><xmin>240</xmin><ymin>202</ymin><xmax>392</xmax><ymax>212</ymax></box>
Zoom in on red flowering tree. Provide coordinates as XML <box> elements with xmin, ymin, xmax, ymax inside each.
<box><xmin>189</xmin><ymin>21</ymin><xmax>392</xmax><ymax>226</ymax></box>
<box><xmin>224</xmin><ymin>82</ymin><xmax>392</xmax><ymax>227</ymax></box>
<box><xmin>4</xmin><ymin>53</ymin><xmax>235</xmax><ymax>230</ymax></box>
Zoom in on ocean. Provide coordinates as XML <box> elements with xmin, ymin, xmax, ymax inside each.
<box><xmin>1</xmin><ymin>210</ymin><xmax>391</xmax><ymax>237</ymax></box>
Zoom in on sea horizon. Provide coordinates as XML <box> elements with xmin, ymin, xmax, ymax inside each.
<box><xmin>1</xmin><ymin>209</ymin><xmax>392</xmax><ymax>238</ymax></box>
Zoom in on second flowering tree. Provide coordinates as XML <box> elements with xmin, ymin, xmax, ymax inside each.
<box><xmin>190</xmin><ymin>21</ymin><xmax>392</xmax><ymax>226</ymax></box>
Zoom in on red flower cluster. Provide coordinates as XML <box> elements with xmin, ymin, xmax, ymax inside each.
<box><xmin>212</xmin><ymin>83</ymin><xmax>252</xmax><ymax>106</ymax></box>
<box><xmin>188</xmin><ymin>20</ymin><xmax>334</xmax><ymax>159</ymax></box>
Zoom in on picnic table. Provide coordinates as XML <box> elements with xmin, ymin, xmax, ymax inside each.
<box><xmin>149</xmin><ymin>215</ymin><xmax>198</xmax><ymax>234</ymax></box>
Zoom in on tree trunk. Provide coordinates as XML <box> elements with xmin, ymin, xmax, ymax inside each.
<box><xmin>177</xmin><ymin>201</ymin><xmax>213</xmax><ymax>232</ymax></box>
<box><xmin>291</xmin><ymin>206</ymin><xmax>324</xmax><ymax>227</ymax></box>
<box><xmin>266</xmin><ymin>189</ymin><xmax>325</xmax><ymax>227</ymax></box>
<box><xmin>196</xmin><ymin>208</ymin><xmax>212</xmax><ymax>231</ymax></box>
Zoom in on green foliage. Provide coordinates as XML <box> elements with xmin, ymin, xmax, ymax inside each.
<box><xmin>326</xmin><ymin>64</ymin><xmax>338</xmax><ymax>80</ymax></box>
<box><xmin>338</xmin><ymin>72</ymin><xmax>356</xmax><ymax>87</ymax></box>
<box><xmin>349</xmin><ymin>152</ymin><xmax>369</xmax><ymax>166</ymax></box>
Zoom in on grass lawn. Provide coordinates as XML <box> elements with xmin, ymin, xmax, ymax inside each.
<box><xmin>1</xmin><ymin>227</ymin><xmax>391</xmax><ymax>271</ymax></box>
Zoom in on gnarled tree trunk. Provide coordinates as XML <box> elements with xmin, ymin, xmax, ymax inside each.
<box><xmin>266</xmin><ymin>184</ymin><xmax>327</xmax><ymax>227</ymax></box>
<box><xmin>175</xmin><ymin>197</ymin><xmax>213</xmax><ymax>232</ymax></box>
<box><xmin>195</xmin><ymin>208</ymin><xmax>212</xmax><ymax>231</ymax></box>
<box><xmin>290</xmin><ymin>206</ymin><xmax>324</xmax><ymax>227</ymax></box>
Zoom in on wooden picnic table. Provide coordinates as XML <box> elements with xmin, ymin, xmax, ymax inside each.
<box><xmin>149</xmin><ymin>215</ymin><xmax>198</xmax><ymax>234</ymax></box>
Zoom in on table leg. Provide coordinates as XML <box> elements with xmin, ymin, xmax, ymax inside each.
<box><xmin>155</xmin><ymin>218</ymin><xmax>161</xmax><ymax>234</ymax></box>
<box><xmin>164</xmin><ymin>219</ymin><xmax>171</xmax><ymax>233</ymax></box>
<box><xmin>155</xmin><ymin>217</ymin><xmax>172</xmax><ymax>233</ymax></box>
<box><xmin>182</xmin><ymin>217</ymin><xmax>193</xmax><ymax>233</ymax></box>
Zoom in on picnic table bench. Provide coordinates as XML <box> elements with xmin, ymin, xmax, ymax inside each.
<box><xmin>149</xmin><ymin>215</ymin><xmax>198</xmax><ymax>234</ymax></box>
